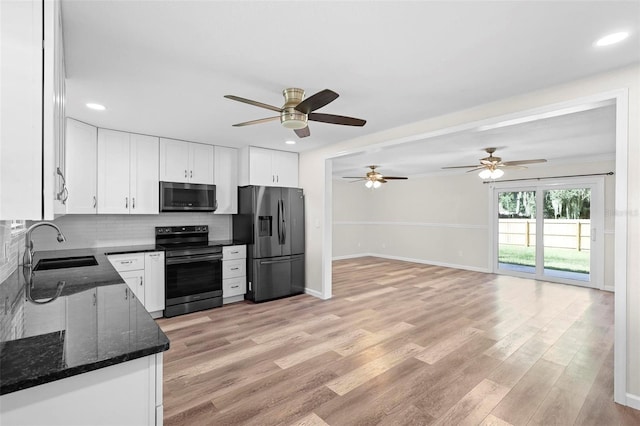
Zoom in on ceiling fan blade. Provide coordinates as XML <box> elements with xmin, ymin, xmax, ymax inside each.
<box><xmin>381</xmin><ymin>176</ymin><xmax>408</xmax><ymax>180</ymax></box>
<box><xmin>465</xmin><ymin>166</ymin><xmax>487</xmax><ymax>173</ymax></box>
<box><xmin>232</xmin><ymin>116</ymin><xmax>281</xmax><ymax>127</ymax></box>
<box><xmin>347</xmin><ymin>179</ymin><xmax>366</xmax><ymax>183</ymax></box>
<box><xmin>442</xmin><ymin>165</ymin><xmax>480</xmax><ymax>169</ymax></box>
<box><xmin>224</xmin><ymin>95</ymin><xmax>282</xmax><ymax>113</ymax></box>
<box><xmin>294</xmin><ymin>126</ymin><xmax>310</xmax><ymax>138</ymax></box>
<box><xmin>308</xmin><ymin>113</ymin><xmax>366</xmax><ymax>127</ymax></box>
<box><xmin>500</xmin><ymin>165</ymin><xmax>527</xmax><ymax>170</ymax></box>
<box><xmin>294</xmin><ymin>89</ymin><xmax>339</xmax><ymax>114</ymax></box>
<box><xmin>342</xmin><ymin>176</ymin><xmax>366</xmax><ymax>179</ymax></box>
<box><xmin>502</xmin><ymin>159</ymin><xmax>547</xmax><ymax>166</ymax></box>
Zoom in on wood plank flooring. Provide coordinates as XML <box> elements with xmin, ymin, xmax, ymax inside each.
<box><xmin>156</xmin><ymin>257</ymin><xmax>640</xmax><ymax>425</ymax></box>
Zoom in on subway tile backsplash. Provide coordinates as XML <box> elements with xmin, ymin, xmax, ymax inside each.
<box><xmin>29</xmin><ymin>214</ymin><xmax>233</xmax><ymax>251</ymax></box>
<box><xmin>0</xmin><ymin>221</ymin><xmax>23</xmax><ymax>284</ymax></box>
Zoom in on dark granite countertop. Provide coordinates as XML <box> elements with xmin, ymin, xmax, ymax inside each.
<box><xmin>0</xmin><ymin>247</ymin><xmax>170</xmax><ymax>395</ymax></box>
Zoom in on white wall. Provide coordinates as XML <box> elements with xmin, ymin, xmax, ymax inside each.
<box><xmin>300</xmin><ymin>64</ymin><xmax>639</xmax><ymax>398</ymax></box>
<box><xmin>333</xmin><ymin>160</ymin><xmax>615</xmax><ymax>284</ymax></box>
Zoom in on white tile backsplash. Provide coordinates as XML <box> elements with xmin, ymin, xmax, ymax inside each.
<box><xmin>29</xmin><ymin>214</ymin><xmax>233</xmax><ymax>250</ymax></box>
<box><xmin>0</xmin><ymin>221</ymin><xmax>23</xmax><ymax>283</ymax></box>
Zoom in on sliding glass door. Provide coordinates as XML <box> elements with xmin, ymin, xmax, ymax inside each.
<box><xmin>493</xmin><ymin>178</ymin><xmax>603</xmax><ymax>288</ymax></box>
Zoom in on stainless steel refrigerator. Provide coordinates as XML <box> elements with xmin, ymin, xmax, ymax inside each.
<box><xmin>233</xmin><ymin>186</ymin><xmax>305</xmax><ymax>302</ymax></box>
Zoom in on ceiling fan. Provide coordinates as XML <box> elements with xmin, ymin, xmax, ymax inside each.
<box><xmin>442</xmin><ymin>147</ymin><xmax>547</xmax><ymax>179</ymax></box>
<box><xmin>224</xmin><ymin>88</ymin><xmax>366</xmax><ymax>138</ymax></box>
<box><xmin>343</xmin><ymin>165</ymin><xmax>408</xmax><ymax>189</ymax></box>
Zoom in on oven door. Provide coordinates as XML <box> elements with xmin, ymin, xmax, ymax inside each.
<box><xmin>165</xmin><ymin>253</ymin><xmax>222</xmax><ymax>306</ymax></box>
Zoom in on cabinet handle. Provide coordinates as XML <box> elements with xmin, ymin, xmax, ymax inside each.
<box><xmin>125</xmin><ymin>288</ymin><xmax>128</xmax><ymax>300</ymax></box>
<box><xmin>272</xmin><ymin>175</ymin><xmax>275</xmax><ymax>182</ymax></box>
<box><xmin>120</xmin><ymin>260</ymin><xmax>133</xmax><ymax>265</ymax></box>
<box><xmin>185</xmin><ymin>170</ymin><xmax>187</xmax><ymax>178</ymax></box>
<box><xmin>277</xmin><ymin>175</ymin><xmax>279</xmax><ymax>183</ymax></box>
<box><xmin>132</xmin><ymin>197</ymin><xmax>135</xmax><ymax>209</ymax></box>
<box><xmin>125</xmin><ymin>197</ymin><xmax>128</xmax><ymax>208</ymax></box>
<box><xmin>231</xmin><ymin>267</ymin><xmax>239</xmax><ymax>271</ymax></box>
<box><xmin>230</xmin><ymin>251</ymin><xmax>239</xmax><ymax>254</ymax></box>
<box><xmin>231</xmin><ymin>285</ymin><xmax>239</xmax><ymax>289</ymax></box>
<box><xmin>149</xmin><ymin>253</ymin><xmax>160</xmax><ymax>258</ymax></box>
<box><xmin>93</xmin><ymin>293</ymin><xmax>97</xmax><ymax>306</ymax></box>
<box><xmin>140</xmin><ymin>277</ymin><xmax>143</xmax><ymax>286</ymax></box>
<box><xmin>93</xmin><ymin>196</ymin><xmax>97</xmax><ymax>208</ymax></box>
<box><xmin>190</xmin><ymin>170</ymin><xmax>193</xmax><ymax>178</ymax></box>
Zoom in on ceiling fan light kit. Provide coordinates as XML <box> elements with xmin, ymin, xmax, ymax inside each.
<box><xmin>224</xmin><ymin>88</ymin><xmax>366</xmax><ymax>138</ymax></box>
<box><xmin>343</xmin><ymin>165</ymin><xmax>408</xmax><ymax>189</ymax></box>
<box><xmin>442</xmin><ymin>147</ymin><xmax>547</xmax><ymax>180</ymax></box>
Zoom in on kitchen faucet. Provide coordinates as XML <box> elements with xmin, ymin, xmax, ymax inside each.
<box><xmin>23</xmin><ymin>222</ymin><xmax>66</xmax><ymax>267</ymax></box>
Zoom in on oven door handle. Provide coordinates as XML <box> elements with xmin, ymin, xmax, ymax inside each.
<box><xmin>166</xmin><ymin>254</ymin><xmax>222</xmax><ymax>265</ymax></box>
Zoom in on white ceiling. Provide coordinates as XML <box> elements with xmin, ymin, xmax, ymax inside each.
<box><xmin>62</xmin><ymin>1</ymin><xmax>639</xmax><ymax>159</ymax></box>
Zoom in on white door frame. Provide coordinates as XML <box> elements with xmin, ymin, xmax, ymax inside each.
<box><xmin>490</xmin><ymin>177</ymin><xmax>606</xmax><ymax>289</ymax></box>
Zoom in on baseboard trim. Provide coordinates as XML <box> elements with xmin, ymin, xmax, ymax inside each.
<box><xmin>305</xmin><ymin>287</ymin><xmax>329</xmax><ymax>300</ymax></box>
<box><xmin>626</xmin><ymin>393</ymin><xmax>640</xmax><ymax>410</ymax></box>
<box><xmin>332</xmin><ymin>253</ymin><xmax>491</xmax><ymax>274</ymax></box>
<box><xmin>604</xmin><ymin>285</ymin><xmax>615</xmax><ymax>292</ymax></box>
<box><xmin>332</xmin><ymin>253</ymin><xmax>375</xmax><ymax>261</ymax></box>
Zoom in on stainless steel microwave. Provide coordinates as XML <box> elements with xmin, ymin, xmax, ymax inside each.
<box><xmin>160</xmin><ymin>182</ymin><xmax>217</xmax><ymax>212</ymax></box>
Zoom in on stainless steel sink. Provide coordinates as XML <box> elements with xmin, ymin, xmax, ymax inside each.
<box><xmin>34</xmin><ymin>255</ymin><xmax>98</xmax><ymax>271</ymax></box>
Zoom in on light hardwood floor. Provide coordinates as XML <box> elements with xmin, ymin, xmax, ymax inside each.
<box><xmin>157</xmin><ymin>257</ymin><xmax>640</xmax><ymax>425</ymax></box>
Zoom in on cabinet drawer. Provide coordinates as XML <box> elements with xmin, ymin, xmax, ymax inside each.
<box><xmin>223</xmin><ymin>276</ymin><xmax>246</xmax><ymax>297</ymax></box>
<box><xmin>223</xmin><ymin>259</ymin><xmax>246</xmax><ymax>279</ymax></box>
<box><xmin>223</xmin><ymin>245</ymin><xmax>246</xmax><ymax>260</ymax></box>
<box><xmin>108</xmin><ymin>253</ymin><xmax>145</xmax><ymax>272</ymax></box>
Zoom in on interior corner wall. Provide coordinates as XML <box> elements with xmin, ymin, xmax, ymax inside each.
<box><xmin>300</xmin><ymin>64</ymin><xmax>639</xmax><ymax>397</ymax></box>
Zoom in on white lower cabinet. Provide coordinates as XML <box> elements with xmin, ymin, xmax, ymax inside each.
<box><xmin>222</xmin><ymin>245</ymin><xmax>246</xmax><ymax>304</ymax></box>
<box><xmin>108</xmin><ymin>251</ymin><xmax>165</xmax><ymax>317</ymax></box>
<box><xmin>0</xmin><ymin>353</ymin><xmax>163</xmax><ymax>426</ymax></box>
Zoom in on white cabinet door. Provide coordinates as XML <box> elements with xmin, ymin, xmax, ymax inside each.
<box><xmin>214</xmin><ymin>146</ymin><xmax>238</xmax><ymax>214</ymax></box>
<box><xmin>120</xmin><ymin>270</ymin><xmax>145</xmax><ymax>306</ymax></box>
<box><xmin>144</xmin><ymin>252</ymin><xmax>165</xmax><ymax>313</ymax></box>
<box><xmin>189</xmin><ymin>143</ymin><xmax>214</xmax><ymax>184</ymax></box>
<box><xmin>159</xmin><ymin>138</ymin><xmax>190</xmax><ymax>183</ymax></box>
<box><xmin>273</xmin><ymin>150</ymin><xmax>299</xmax><ymax>187</ymax></box>
<box><xmin>130</xmin><ymin>134</ymin><xmax>159</xmax><ymax>214</ymax></box>
<box><xmin>66</xmin><ymin>119</ymin><xmax>97</xmax><ymax>214</ymax></box>
<box><xmin>249</xmin><ymin>147</ymin><xmax>274</xmax><ymax>186</ymax></box>
<box><xmin>0</xmin><ymin>0</ymin><xmax>43</xmax><ymax>220</ymax></box>
<box><xmin>97</xmin><ymin>129</ymin><xmax>130</xmax><ymax>214</ymax></box>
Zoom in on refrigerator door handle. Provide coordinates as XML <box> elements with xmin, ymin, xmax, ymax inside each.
<box><xmin>281</xmin><ymin>200</ymin><xmax>287</xmax><ymax>244</ymax></box>
<box><xmin>276</xmin><ymin>199</ymin><xmax>281</xmax><ymax>244</ymax></box>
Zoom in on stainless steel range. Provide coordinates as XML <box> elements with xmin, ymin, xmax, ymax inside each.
<box><xmin>156</xmin><ymin>225</ymin><xmax>222</xmax><ymax>317</ymax></box>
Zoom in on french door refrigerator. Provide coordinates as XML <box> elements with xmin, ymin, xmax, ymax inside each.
<box><xmin>233</xmin><ymin>186</ymin><xmax>305</xmax><ymax>302</ymax></box>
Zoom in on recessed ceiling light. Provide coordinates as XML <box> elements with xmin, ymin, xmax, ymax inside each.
<box><xmin>285</xmin><ymin>140</ymin><xmax>296</xmax><ymax>145</ymax></box>
<box><xmin>86</xmin><ymin>103</ymin><xmax>106</xmax><ymax>111</ymax></box>
<box><xmin>594</xmin><ymin>31</ymin><xmax>629</xmax><ymax>47</ymax></box>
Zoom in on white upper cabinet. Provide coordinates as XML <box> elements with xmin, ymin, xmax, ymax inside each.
<box><xmin>213</xmin><ymin>146</ymin><xmax>238</xmax><ymax>214</ymax></box>
<box><xmin>66</xmin><ymin>119</ymin><xmax>98</xmax><ymax>214</ymax></box>
<box><xmin>159</xmin><ymin>138</ymin><xmax>214</xmax><ymax>185</ymax></box>
<box><xmin>0</xmin><ymin>0</ymin><xmax>64</xmax><ymax>220</ymax></box>
<box><xmin>98</xmin><ymin>129</ymin><xmax>159</xmax><ymax>214</ymax></box>
<box><xmin>98</xmin><ymin>129</ymin><xmax>130</xmax><ymax>214</ymax></box>
<box><xmin>239</xmin><ymin>146</ymin><xmax>299</xmax><ymax>188</ymax></box>
<box><xmin>130</xmin><ymin>134</ymin><xmax>159</xmax><ymax>214</ymax></box>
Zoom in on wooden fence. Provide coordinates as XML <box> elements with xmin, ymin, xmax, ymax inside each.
<box><xmin>499</xmin><ymin>219</ymin><xmax>591</xmax><ymax>251</ymax></box>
